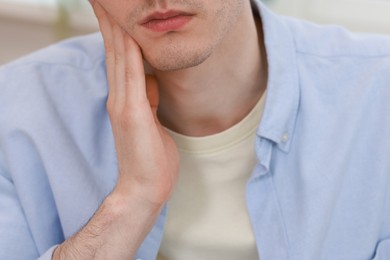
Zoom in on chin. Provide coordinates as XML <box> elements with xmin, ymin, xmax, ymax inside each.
<box><xmin>147</xmin><ymin>55</ymin><xmax>210</xmax><ymax>72</ymax></box>
<box><xmin>142</xmin><ymin>43</ymin><xmax>215</xmax><ymax>72</ymax></box>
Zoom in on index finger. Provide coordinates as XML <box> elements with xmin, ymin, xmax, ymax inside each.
<box><xmin>89</xmin><ymin>0</ymin><xmax>118</xmax><ymax>96</ymax></box>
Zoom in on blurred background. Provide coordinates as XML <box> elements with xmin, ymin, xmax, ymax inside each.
<box><xmin>0</xmin><ymin>0</ymin><xmax>390</xmax><ymax>65</ymax></box>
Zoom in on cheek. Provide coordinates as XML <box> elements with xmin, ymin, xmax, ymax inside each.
<box><xmin>212</xmin><ymin>0</ymin><xmax>244</xmax><ymax>30</ymax></box>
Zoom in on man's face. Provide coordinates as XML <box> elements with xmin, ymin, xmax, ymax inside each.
<box><xmin>98</xmin><ymin>0</ymin><xmax>245</xmax><ymax>71</ymax></box>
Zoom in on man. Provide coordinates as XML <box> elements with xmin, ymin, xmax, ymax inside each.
<box><xmin>0</xmin><ymin>0</ymin><xmax>390</xmax><ymax>259</ymax></box>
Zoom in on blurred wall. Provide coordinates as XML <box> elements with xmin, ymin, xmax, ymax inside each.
<box><xmin>0</xmin><ymin>3</ymin><xmax>97</xmax><ymax>65</ymax></box>
<box><xmin>0</xmin><ymin>17</ymin><xmax>84</xmax><ymax>65</ymax></box>
<box><xmin>0</xmin><ymin>0</ymin><xmax>389</xmax><ymax>65</ymax></box>
<box><xmin>269</xmin><ymin>0</ymin><xmax>390</xmax><ymax>34</ymax></box>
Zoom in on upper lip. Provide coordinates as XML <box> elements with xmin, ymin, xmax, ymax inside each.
<box><xmin>139</xmin><ymin>10</ymin><xmax>193</xmax><ymax>25</ymax></box>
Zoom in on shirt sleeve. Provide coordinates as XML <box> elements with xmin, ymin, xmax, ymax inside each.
<box><xmin>373</xmin><ymin>239</ymin><xmax>390</xmax><ymax>260</ymax></box>
<box><xmin>0</xmin><ymin>167</ymin><xmax>40</xmax><ymax>259</ymax></box>
<box><xmin>0</xmin><ymin>163</ymin><xmax>60</xmax><ymax>260</ymax></box>
<box><xmin>0</xmin><ymin>63</ymin><xmax>65</xmax><ymax>259</ymax></box>
<box><xmin>37</xmin><ymin>245</ymin><xmax>58</xmax><ymax>260</ymax></box>
<box><xmin>0</xmin><ymin>64</ymin><xmax>43</xmax><ymax>259</ymax></box>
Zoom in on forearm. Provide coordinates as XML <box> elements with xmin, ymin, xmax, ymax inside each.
<box><xmin>53</xmin><ymin>192</ymin><xmax>163</xmax><ymax>260</ymax></box>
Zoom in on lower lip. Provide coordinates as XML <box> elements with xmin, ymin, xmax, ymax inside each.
<box><xmin>142</xmin><ymin>15</ymin><xmax>193</xmax><ymax>33</ymax></box>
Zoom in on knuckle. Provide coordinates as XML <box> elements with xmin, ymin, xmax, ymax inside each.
<box><xmin>104</xmin><ymin>43</ymin><xmax>114</xmax><ymax>56</ymax></box>
<box><xmin>125</xmin><ymin>66</ymin><xmax>136</xmax><ymax>80</ymax></box>
<box><xmin>107</xmin><ymin>108</ymin><xmax>118</xmax><ymax>122</ymax></box>
<box><xmin>106</xmin><ymin>102</ymin><xmax>121</xmax><ymax>120</ymax></box>
<box><xmin>106</xmin><ymin>100</ymin><xmax>115</xmax><ymax>113</ymax></box>
<box><xmin>115</xmin><ymin>54</ymin><xmax>123</xmax><ymax>66</ymax></box>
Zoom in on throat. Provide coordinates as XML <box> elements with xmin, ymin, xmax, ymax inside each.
<box><xmin>157</xmin><ymin>83</ymin><xmax>265</xmax><ymax>137</ymax></box>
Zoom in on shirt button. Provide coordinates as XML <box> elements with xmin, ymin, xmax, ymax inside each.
<box><xmin>281</xmin><ymin>133</ymin><xmax>289</xmax><ymax>143</ymax></box>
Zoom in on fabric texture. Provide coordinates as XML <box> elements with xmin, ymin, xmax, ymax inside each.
<box><xmin>157</xmin><ymin>92</ymin><xmax>266</xmax><ymax>260</ymax></box>
<box><xmin>0</xmin><ymin>0</ymin><xmax>390</xmax><ymax>259</ymax></box>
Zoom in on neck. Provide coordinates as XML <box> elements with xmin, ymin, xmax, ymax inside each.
<box><xmin>151</xmin><ymin>2</ymin><xmax>267</xmax><ymax>137</ymax></box>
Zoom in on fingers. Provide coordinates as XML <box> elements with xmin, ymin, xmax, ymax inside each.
<box><xmin>90</xmin><ymin>0</ymin><xmax>148</xmax><ymax>109</ymax></box>
<box><xmin>123</xmin><ymin>33</ymin><xmax>147</xmax><ymax>104</ymax></box>
<box><xmin>112</xmin><ymin>24</ymin><xmax>126</xmax><ymax>108</ymax></box>
<box><xmin>90</xmin><ymin>0</ymin><xmax>116</xmax><ymax>99</ymax></box>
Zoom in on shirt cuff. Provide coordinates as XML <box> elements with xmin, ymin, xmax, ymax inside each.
<box><xmin>37</xmin><ymin>245</ymin><xmax>58</xmax><ymax>260</ymax></box>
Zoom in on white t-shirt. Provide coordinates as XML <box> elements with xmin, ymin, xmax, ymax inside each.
<box><xmin>157</xmin><ymin>93</ymin><xmax>266</xmax><ymax>260</ymax></box>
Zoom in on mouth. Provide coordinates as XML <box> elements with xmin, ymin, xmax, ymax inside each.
<box><xmin>139</xmin><ymin>10</ymin><xmax>194</xmax><ymax>33</ymax></box>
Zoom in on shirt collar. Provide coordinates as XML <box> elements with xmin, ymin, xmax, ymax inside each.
<box><xmin>252</xmin><ymin>0</ymin><xmax>300</xmax><ymax>153</ymax></box>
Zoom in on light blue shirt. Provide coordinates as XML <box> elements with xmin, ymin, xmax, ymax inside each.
<box><xmin>1</xmin><ymin>1</ymin><xmax>390</xmax><ymax>259</ymax></box>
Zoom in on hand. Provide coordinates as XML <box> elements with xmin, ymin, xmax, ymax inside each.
<box><xmin>52</xmin><ymin>3</ymin><xmax>180</xmax><ymax>258</ymax></box>
<box><xmin>91</xmin><ymin>0</ymin><xmax>180</xmax><ymax>206</ymax></box>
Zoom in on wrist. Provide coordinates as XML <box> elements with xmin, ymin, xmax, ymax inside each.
<box><xmin>112</xmin><ymin>178</ymin><xmax>171</xmax><ymax>208</ymax></box>
<box><xmin>107</xmin><ymin>189</ymin><xmax>164</xmax><ymax>216</ymax></box>
<box><xmin>52</xmin><ymin>245</ymin><xmax>61</xmax><ymax>260</ymax></box>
